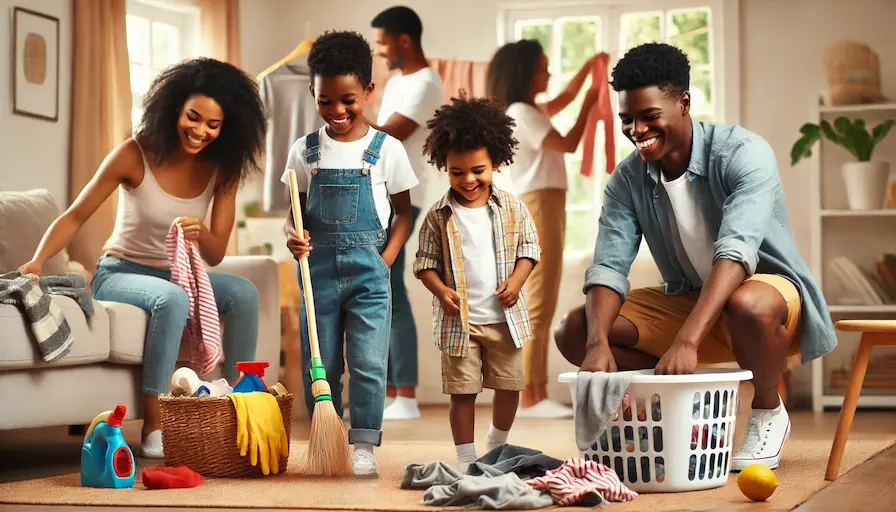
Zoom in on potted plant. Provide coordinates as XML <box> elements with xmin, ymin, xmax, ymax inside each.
<box><xmin>791</xmin><ymin>116</ymin><xmax>894</xmax><ymax>210</ymax></box>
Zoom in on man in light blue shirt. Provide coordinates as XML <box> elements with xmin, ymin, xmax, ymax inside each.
<box><xmin>554</xmin><ymin>43</ymin><xmax>836</xmax><ymax>472</ymax></box>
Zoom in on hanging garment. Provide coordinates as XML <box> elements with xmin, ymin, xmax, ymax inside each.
<box><xmin>580</xmin><ymin>53</ymin><xmax>617</xmax><ymax>177</ymax></box>
<box><xmin>259</xmin><ymin>64</ymin><xmax>323</xmax><ymax>212</ymax></box>
<box><xmin>165</xmin><ymin>222</ymin><xmax>222</xmax><ymax>375</ymax></box>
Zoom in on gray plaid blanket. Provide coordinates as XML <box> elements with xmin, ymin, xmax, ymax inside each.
<box><xmin>0</xmin><ymin>271</ymin><xmax>91</xmax><ymax>362</ymax></box>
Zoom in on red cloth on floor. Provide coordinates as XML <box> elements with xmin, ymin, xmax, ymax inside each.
<box><xmin>166</xmin><ymin>222</ymin><xmax>222</xmax><ymax>375</ymax></box>
<box><xmin>526</xmin><ymin>457</ymin><xmax>638</xmax><ymax>506</ymax></box>
<box><xmin>142</xmin><ymin>465</ymin><xmax>204</xmax><ymax>489</ymax></box>
<box><xmin>579</xmin><ymin>53</ymin><xmax>616</xmax><ymax>177</ymax></box>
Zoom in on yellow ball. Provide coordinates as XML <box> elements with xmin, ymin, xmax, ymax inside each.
<box><xmin>737</xmin><ymin>464</ymin><xmax>778</xmax><ymax>501</ymax></box>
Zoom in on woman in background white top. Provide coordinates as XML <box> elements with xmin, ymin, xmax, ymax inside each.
<box><xmin>20</xmin><ymin>58</ymin><xmax>267</xmax><ymax>458</ymax></box>
<box><xmin>487</xmin><ymin>39</ymin><xmax>600</xmax><ymax>419</ymax></box>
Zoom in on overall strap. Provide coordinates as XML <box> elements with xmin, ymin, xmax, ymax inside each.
<box><xmin>302</xmin><ymin>128</ymin><xmax>322</xmax><ymax>165</ymax></box>
<box><xmin>362</xmin><ymin>131</ymin><xmax>388</xmax><ymax>168</ymax></box>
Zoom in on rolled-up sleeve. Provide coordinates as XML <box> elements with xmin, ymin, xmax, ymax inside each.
<box><xmin>516</xmin><ymin>200</ymin><xmax>541</xmax><ymax>263</ymax></box>
<box><xmin>413</xmin><ymin>210</ymin><xmax>443</xmax><ymax>277</ymax></box>
<box><xmin>713</xmin><ymin>137</ymin><xmax>779</xmax><ymax>276</ymax></box>
<box><xmin>584</xmin><ymin>170</ymin><xmax>643</xmax><ymax>300</ymax></box>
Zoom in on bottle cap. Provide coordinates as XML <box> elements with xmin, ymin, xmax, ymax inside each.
<box><xmin>107</xmin><ymin>405</ymin><xmax>127</xmax><ymax>427</ymax></box>
<box><xmin>235</xmin><ymin>361</ymin><xmax>269</xmax><ymax>378</ymax></box>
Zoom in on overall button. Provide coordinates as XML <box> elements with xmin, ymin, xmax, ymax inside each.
<box><xmin>311</xmin><ymin>169</ymin><xmax>319</xmax><ymax>175</ymax></box>
<box><xmin>377</xmin><ymin>232</ymin><xmax>384</xmax><ymax>238</ymax></box>
<box><xmin>361</xmin><ymin>169</ymin><xmax>369</xmax><ymax>176</ymax></box>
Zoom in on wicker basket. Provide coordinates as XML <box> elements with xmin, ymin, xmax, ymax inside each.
<box><xmin>822</xmin><ymin>41</ymin><xmax>888</xmax><ymax>106</ymax></box>
<box><xmin>158</xmin><ymin>393</ymin><xmax>294</xmax><ymax>478</ymax></box>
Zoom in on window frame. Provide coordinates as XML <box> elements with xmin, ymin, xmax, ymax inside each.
<box><xmin>126</xmin><ymin>0</ymin><xmax>201</xmax><ymax>129</ymax></box>
<box><xmin>497</xmin><ymin>0</ymin><xmax>740</xmax><ymax>260</ymax></box>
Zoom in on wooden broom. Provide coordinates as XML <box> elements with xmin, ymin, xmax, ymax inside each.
<box><xmin>287</xmin><ymin>169</ymin><xmax>352</xmax><ymax>477</ymax></box>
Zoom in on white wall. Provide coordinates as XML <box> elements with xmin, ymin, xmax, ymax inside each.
<box><xmin>0</xmin><ymin>0</ymin><xmax>72</xmax><ymax>207</ymax></box>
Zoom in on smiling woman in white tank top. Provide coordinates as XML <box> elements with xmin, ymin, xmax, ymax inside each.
<box><xmin>20</xmin><ymin>58</ymin><xmax>268</xmax><ymax>459</ymax></box>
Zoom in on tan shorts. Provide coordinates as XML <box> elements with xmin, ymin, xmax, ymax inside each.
<box><xmin>620</xmin><ymin>274</ymin><xmax>802</xmax><ymax>364</ymax></box>
<box><xmin>441</xmin><ymin>323</ymin><xmax>523</xmax><ymax>394</ymax></box>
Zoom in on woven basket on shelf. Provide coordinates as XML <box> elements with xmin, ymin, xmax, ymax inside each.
<box><xmin>159</xmin><ymin>393</ymin><xmax>294</xmax><ymax>478</ymax></box>
<box><xmin>822</xmin><ymin>41</ymin><xmax>888</xmax><ymax>106</ymax></box>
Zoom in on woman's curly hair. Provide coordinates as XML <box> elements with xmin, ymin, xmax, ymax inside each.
<box><xmin>133</xmin><ymin>57</ymin><xmax>266</xmax><ymax>190</ymax></box>
<box><xmin>423</xmin><ymin>91</ymin><xmax>518</xmax><ymax>171</ymax></box>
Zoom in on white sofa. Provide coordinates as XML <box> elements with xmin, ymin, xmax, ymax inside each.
<box><xmin>0</xmin><ymin>189</ymin><xmax>281</xmax><ymax>431</ymax></box>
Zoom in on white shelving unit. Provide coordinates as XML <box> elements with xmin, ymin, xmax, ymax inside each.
<box><xmin>809</xmin><ymin>96</ymin><xmax>896</xmax><ymax>412</ymax></box>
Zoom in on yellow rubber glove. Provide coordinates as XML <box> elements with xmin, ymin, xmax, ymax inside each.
<box><xmin>228</xmin><ymin>392</ymin><xmax>289</xmax><ymax>475</ymax></box>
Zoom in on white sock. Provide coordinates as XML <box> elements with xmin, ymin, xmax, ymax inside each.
<box><xmin>486</xmin><ymin>424</ymin><xmax>510</xmax><ymax>452</ymax></box>
<box><xmin>455</xmin><ymin>442</ymin><xmax>477</xmax><ymax>473</ymax></box>
<box><xmin>354</xmin><ymin>443</ymin><xmax>374</xmax><ymax>456</ymax></box>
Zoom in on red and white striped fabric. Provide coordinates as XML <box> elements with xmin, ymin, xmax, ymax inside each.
<box><xmin>526</xmin><ymin>457</ymin><xmax>638</xmax><ymax>506</ymax></box>
<box><xmin>165</xmin><ymin>223</ymin><xmax>222</xmax><ymax>376</ymax></box>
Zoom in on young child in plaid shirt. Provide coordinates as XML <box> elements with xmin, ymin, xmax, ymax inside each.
<box><xmin>413</xmin><ymin>93</ymin><xmax>541</xmax><ymax>472</ymax></box>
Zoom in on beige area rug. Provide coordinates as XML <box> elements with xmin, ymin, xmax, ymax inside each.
<box><xmin>0</xmin><ymin>438</ymin><xmax>892</xmax><ymax>511</ymax></box>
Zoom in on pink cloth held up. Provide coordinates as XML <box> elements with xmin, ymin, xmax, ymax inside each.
<box><xmin>526</xmin><ymin>457</ymin><xmax>638</xmax><ymax>506</ymax></box>
<box><xmin>165</xmin><ymin>222</ymin><xmax>222</xmax><ymax>376</ymax></box>
<box><xmin>579</xmin><ymin>53</ymin><xmax>617</xmax><ymax>177</ymax></box>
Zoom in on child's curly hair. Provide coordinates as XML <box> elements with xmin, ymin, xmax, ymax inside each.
<box><xmin>307</xmin><ymin>30</ymin><xmax>373</xmax><ymax>87</ymax></box>
<box><xmin>134</xmin><ymin>57</ymin><xmax>265</xmax><ymax>190</ymax></box>
<box><xmin>423</xmin><ymin>91</ymin><xmax>518</xmax><ymax>171</ymax></box>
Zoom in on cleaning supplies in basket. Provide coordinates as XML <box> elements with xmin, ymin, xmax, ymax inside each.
<box><xmin>80</xmin><ymin>405</ymin><xmax>136</xmax><ymax>488</ymax></box>
<box><xmin>170</xmin><ymin>367</ymin><xmax>232</xmax><ymax>397</ymax></box>
<box><xmin>228</xmin><ymin>391</ymin><xmax>290</xmax><ymax>475</ymax></box>
<box><xmin>232</xmin><ymin>361</ymin><xmax>269</xmax><ymax>393</ymax></box>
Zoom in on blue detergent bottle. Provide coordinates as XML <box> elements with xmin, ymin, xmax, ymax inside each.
<box><xmin>80</xmin><ymin>405</ymin><xmax>136</xmax><ymax>488</ymax></box>
<box><xmin>232</xmin><ymin>361</ymin><xmax>270</xmax><ymax>393</ymax></box>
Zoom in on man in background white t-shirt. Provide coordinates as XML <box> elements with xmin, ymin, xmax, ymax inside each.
<box><xmin>369</xmin><ymin>5</ymin><xmax>446</xmax><ymax>421</ymax></box>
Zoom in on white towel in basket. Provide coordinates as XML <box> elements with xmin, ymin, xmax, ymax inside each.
<box><xmin>574</xmin><ymin>371</ymin><xmax>632</xmax><ymax>452</ymax></box>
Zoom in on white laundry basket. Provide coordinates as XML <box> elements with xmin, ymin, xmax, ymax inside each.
<box><xmin>559</xmin><ymin>368</ymin><xmax>753</xmax><ymax>493</ymax></box>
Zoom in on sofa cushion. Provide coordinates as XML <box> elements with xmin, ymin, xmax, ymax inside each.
<box><xmin>99</xmin><ymin>300</ymin><xmax>148</xmax><ymax>364</ymax></box>
<box><xmin>0</xmin><ymin>296</ymin><xmax>110</xmax><ymax>370</ymax></box>
<box><xmin>0</xmin><ymin>189</ymin><xmax>73</xmax><ymax>275</ymax></box>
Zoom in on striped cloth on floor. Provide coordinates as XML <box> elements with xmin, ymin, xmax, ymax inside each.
<box><xmin>165</xmin><ymin>223</ymin><xmax>222</xmax><ymax>375</ymax></box>
<box><xmin>0</xmin><ymin>271</ymin><xmax>73</xmax><ymax>362</ymax></box>
<box><xmin>525</xmin><ymin>457</ymin><xmax>638</xmax><ymax>506</ymax></box>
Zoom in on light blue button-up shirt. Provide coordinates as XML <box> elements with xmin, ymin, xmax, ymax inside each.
<box><xmin>585</xmin><ymin>118</ymin><xmax>836</xmax><ymax>364</ymax></box>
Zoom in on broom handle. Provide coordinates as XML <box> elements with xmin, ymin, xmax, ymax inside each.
<box><xmin>287</xmin><ymin>170</ymin><xmax>321</xmax><ymax>363</ymax></box>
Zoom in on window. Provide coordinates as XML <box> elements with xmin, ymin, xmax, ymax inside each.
<box><xmin>499</xmin><ymin>0</ymin><xmax>739</xmax><ymax>254</ymax></box>
<box><xmin>126</xmin><ymin>0</ymin><xmax>200</xmax><ymax>129</ymax></box>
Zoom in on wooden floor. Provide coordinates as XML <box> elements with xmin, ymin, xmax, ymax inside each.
<box><xmin>1</xmin><ymin>405</ymin><xmax>895</xmax><ymax>511</ymax></box>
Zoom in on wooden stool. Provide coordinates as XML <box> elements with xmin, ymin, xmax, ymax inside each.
<box><xmin>825</xmin><ymin>319</ymin><xmax>896</xmax><ymax>481</ymax></box>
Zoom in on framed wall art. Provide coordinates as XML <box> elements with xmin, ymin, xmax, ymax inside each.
<box><xmin>12</xmin><ymin>7</ymin><xmax>60</xmax><ymax>122</ymax></box>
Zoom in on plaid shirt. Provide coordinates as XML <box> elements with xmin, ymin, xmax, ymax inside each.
<box><xmin>413</xmin><ymin>186</ymin><xmax>541</xmax><ymax>357</ymax></box>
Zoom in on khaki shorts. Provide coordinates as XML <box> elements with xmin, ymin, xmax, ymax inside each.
<box><xmin>620</xmin><ymin>274</ymin><xmax>802</xmax><ymax>364</ymax></box>
<box><xmin>441</xmin><ymin>323</ymin><xmax>523</xmax><ymax>394</ymax></box>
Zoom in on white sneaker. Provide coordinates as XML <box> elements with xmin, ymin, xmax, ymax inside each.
<box><xmin>352</xmin><ymin>448</ymin><xmax>378</xmax><ymax>476</ymax></box>
<box><xmin>383</xmin><ymin>396</ymin><xmax>421</xmax><ymax>420</ymax></box>
<box><xmin>731</xmin><ymin>400</ymin><xmax>791</xmax><ymax>471</ymax></box>
<box><xmin>516</xmin><ymin>399</ymin><xmax>573</xmax><ymax>419</ymax></box>
<box><xmin>384</xmin><ymin>396</ymin><xmax>395</xmax><ymax>408</ymax></box>
<box><xmin>141</xmin><ymin>429</ymin><xmax>164</xmax><ymax>459</ymax></box>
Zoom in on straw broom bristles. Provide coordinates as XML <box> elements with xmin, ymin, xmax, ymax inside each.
<box><xmin>297</xmin><ymin>379</ymin><xmax>352</xmax><ymax>476</ymax></box>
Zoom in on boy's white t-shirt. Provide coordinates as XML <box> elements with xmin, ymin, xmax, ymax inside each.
<box><xmin>280</xmin><ymin>127</ymin><xmax>419</xmax><ymax>230</ymax></box>
<box><xmin>377</xmin><ymin>67</ymin><xmax>445</xmax><ymax>208</ymax></box>
<box><xmin>449</xmin><ymin>197</ymin><xmax>505</xmax><ymax>325</ymax></box>
<box><xmin>504</xmin><ymin>102</ymin><xmax>567</xmax><ymax>195</ymax></box>
<box><xmin>661</xmin><ymin>170</ymin><xmax>715</xmax><ymax>283</ymax></box>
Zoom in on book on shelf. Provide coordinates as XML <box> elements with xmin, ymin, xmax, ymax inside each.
<box><xmin>827</xmin><ymin>254</ymin><xmax>896</xmax><ymax>306</ymax></box>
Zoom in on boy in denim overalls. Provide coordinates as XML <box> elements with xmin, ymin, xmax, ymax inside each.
<box><xmin>414</xmin><ymin>94</ymin><xmax>541</xmax><ymax>472</ymax></box>
<box><xmin>281</xmin><ymin>30</ymin><xmax>419</xmax><ymax>476</ymax></box>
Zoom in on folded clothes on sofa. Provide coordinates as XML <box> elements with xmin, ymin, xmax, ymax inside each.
<box><xmin>0</xmin><ymin>271</ymin><xmax>75</xmax><ymax>362</ymax></box>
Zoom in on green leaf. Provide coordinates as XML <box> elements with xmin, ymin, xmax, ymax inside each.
<box><xmin>852</xmin><ymin>119</ymin><xmax>874</xmax><ymax>160</ymax></box>
<box><xmin>833</xmin><ymin>117</ymin><xmax>860</xmax><ymax>159</ymax></box>
<box><xmin>872</xmin><ymin>119</ymin><xmax>895</xmax><ymax>146</ymax></box>
<box><xmin>790</xmin><ymin>124</ymin><xmax>822</xmax><ymax>166</ymax></box>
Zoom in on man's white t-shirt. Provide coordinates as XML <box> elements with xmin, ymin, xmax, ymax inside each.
<box><xmin>449</xmin><ymin>198</ymin><xmax>505</xmax><ymax>325</ymax></box>
<box><xmin>377</xmin><ymin>67</ymin><xmax>445</xmax><ymax>208</ymax></box>
<box><xmin>504</xmin><ymin>102</ymin><xmax>567</xmax><ymax>195</ymax></box>
<box><xmin>661</xmin><ymin>171</ymin><xmax>715</xmax><ymax>283</ymax></box>
<box><xmin>280</xmin><ymin>127</ymin><xmax>419</xmax><ymax>230</ymax></box>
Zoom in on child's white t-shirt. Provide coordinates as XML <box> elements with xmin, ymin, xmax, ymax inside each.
<box><xmin>449</xmin><ymin>197</ymin><xmax>505</xmax><ymax>325</ymax></box>
<box><xmin>280</xmin><ymin>127</ymin><xmax>419</xmax><ymax>230</ymax></box>
<box><xmin>504</xmin><ymin>102</ymin><xmax>567</xmax><ymax>195</ymax></box>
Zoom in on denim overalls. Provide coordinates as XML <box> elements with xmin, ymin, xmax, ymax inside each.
<box><xmin>298</xmin><ymin>128</ymin><xmax>392</xmax><ymax>447</ymax></box>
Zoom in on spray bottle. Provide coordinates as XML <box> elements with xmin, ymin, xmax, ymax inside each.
<box><xmin>232</xmin><ymin>361</ymin><xmax>270</xmax><ymax>393</ymax></box>
<box><xmin>80</xmin><ymin>405</ymin><xmax>136</xmax><ymax>488</ymax></box>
